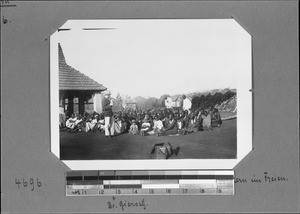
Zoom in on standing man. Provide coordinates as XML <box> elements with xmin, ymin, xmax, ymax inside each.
<box><xmin>102</xmin><ymin>91</ymin><xmax>113</xmax><ymax>137</ymax></box>
<box><xmin>182</xmin><ymin>95</ymin><xmax>192</xmax><ymax>114</ymax></box>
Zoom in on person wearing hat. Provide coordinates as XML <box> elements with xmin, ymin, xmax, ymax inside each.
<box><xmin>102</xmin><ymin>91</ymin><xmax>113</xmax><ymax>137</ymax></box>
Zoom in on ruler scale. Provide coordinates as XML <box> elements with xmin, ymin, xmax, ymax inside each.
<box><xmin>66</xmin><ymin>170</ymin><xmax>234</xmax><ymax>196</ymax></box>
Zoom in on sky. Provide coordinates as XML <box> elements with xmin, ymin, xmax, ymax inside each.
<box><xmin>58</xmin><ymin>19</ymin><xmax>250</xmax><ymax>98</ymax></box>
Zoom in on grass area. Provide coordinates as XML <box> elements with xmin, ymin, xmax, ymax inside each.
<box><xmin>220</xmin><ymin>111</ymin><xmax>236</xmax><ymax>120</ymax></box>
<box><xmin>60</xmin><ymin>118</ymin><xmax>236</xmax><ymax>160</ymax></box>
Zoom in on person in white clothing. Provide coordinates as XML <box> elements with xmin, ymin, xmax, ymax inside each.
<box><xmin>102</xmin><ymin>91</ymin><xmax>113</xmax><ymax>137</ymax></box>
<box><xmin>140</xmin><ymin>119</ymin><xmax>151</xmax><ymax>136</ymax></box>
<box><xmin>66</xmin><ymin>114</ymin><xmax>77</xmax><ymax>130</ymax></box>
<box><xmin>153</xmin><ymin>118</ymin><xmax>164</xmax><ymax>131</ymax></box>
<box><xmin>85</xmin><ymin>115</ymin><xmax>99</xmax><ymax>132</ymax></box>
<box><xmin>182</xmin><ymin>95</ymin><xmax>192</xmax><ymax>113</ymax></box>
<box><xmin>152</xmin><ymin>115</ymin><xmax>165</xmax><ymax>136</ymax></box>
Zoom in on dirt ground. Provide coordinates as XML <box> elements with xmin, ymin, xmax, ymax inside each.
<box><xmin>60</xmin><ymin>118</ymin><xmax>236</xmax><ymax>160</ymax></box>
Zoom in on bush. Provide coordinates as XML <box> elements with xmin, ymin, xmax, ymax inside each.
<box><xmin>191</xmin><ymin>90</ymin><xmax>236</xmax><ymax>110</ymax></box>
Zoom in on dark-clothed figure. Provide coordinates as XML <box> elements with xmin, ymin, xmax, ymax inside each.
<box><xmin>164</xmin><ymin>114</ymin><xmax>178</xmax><ymax>135</ymax></box>
<box><xmin>211</xmin><ymin>108</ymin><xmax>222</xmax><ymax>127</ymax></box>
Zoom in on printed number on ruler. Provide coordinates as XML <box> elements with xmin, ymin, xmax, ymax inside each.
<box><xmin>71</xmin><ymin>189</ymin><xmax>87</xmax><ymax>195</ymax></box>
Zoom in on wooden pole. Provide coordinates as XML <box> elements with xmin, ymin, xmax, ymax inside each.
<box><xmin>78</xmin><ymin>94</ymin><xmax>85</xmax><ymax>116</ymax></box>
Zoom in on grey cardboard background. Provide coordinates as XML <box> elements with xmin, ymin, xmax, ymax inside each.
<box><xmin>1</xmin><ymin>1</ymin><xmax>299</xmax><ymax>213</ymax></box>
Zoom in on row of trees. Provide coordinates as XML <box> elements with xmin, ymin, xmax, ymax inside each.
<box><xmin>112</xmin><ymin>94</ymin><xmax>168</xmax><ymax>112</ymax></box>
<box><xmin>111</xmin><ymin>90</ymin><xmax>236</xmax><ymax>112</ymax></box>
<box><xmin>191</xmin><ymin>91</ymin><xmax>236</xmax><ymax>110</ymax></box>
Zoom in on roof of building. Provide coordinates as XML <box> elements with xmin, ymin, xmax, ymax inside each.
<box><xmin>59</xmin><ymin>43</ymin><xmax>107</xmax><ymax>92</ymax></box>
<box><xmin>171</xmin><ymin>95</ymin><xmax>183</xmax><ymax>102</ymax></box>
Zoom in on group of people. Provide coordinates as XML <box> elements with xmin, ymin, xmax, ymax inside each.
<box><xmin>62</xmin><ymin>92</ymin><xmax>222</xmax><ymax>137</ymax></box>
<box><xmin>126</xmin><ymin>106</ymin><xmax>222</xmax><ymax>137</ymax></box>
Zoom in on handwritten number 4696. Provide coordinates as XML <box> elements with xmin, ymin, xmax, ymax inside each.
<box><xmin>15</xmin><ymin>178</ymin><xmax>42</xmax><ymax>191</ymax></box>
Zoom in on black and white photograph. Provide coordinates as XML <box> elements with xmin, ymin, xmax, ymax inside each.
<box><xmin>50</xmin><ymin>19</ymin><xmax>252</xmax><ymax>168</ymax></box>
<box><xmin>2</xmin><ymin>1</ymin><xmax>298</xmax><ymax>213</ymax></box>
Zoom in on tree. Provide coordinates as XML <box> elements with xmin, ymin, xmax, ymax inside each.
<box><xmin>191</xmin><ymin>90</ymin><xmax>236</xmax><ymax>110</ymax></box>
<box><xmin>144</xmin><ymin>97</ymin><xmax>160</xmax><ymax>110</ymax></box>
<box><xmin>112</xmin><ymin>93</ymin><xmax>124</xmax><ymax>113</ymax></box>
<box><xmin>121</xmin><ymin>94</ymin><xmax>132</xmax><ymax>109</ymax></box>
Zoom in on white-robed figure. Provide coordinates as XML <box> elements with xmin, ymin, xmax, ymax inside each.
<box><xmin>102</xmin><ymin>91</ymin><xmax>113</xmax><ymax>137</ymax></box>
<box><xmin>164</xmin><ymin>96</ymin><xmax>173</xmax><ymax>109</ymax></box>
<box><xmin>182</xmin><ymin>95</ymin><xmax>192</xmax><ymax>113</ymax></box>
<box><xmin>66</xmin><ymin>114</ymin><xmax>77</xmax><ymax>130</ymax></box>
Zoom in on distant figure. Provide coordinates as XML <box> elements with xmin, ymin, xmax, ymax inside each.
<box><xmin>202</xmin><ymin>111</ymin><xmax>212</xmax><ymax>131</ymax></box>
<box><xmin>85</xmin><ymin>115</ymin><xmax>98</xmax><ymax>132</ymax></box>
<box><xmin>102</xmin><ymin>91</ymin><xmax>113</xmax><ymax>137</ymax></box>
<box><xmin>59</xmin><ymin>104</ymin><xmax>66</xmax><ymax>128</ymax></box>
<box><xmin>185</xmin><ymin>112</ymin><xmax>200</xmax><ymax>134</ymax></box>
<box><xmin>176</xmin><ymin>111</ymin><xmax>185</xmax><ymax>132</ymax></box>
<box><xmin>152</xmin><ymin>115</ymin><xmax>165</xmax><ymax>136</ymax></box>
<box><xmin>97</xmin><ymin>114</ymin><xmax>106</xmax><ymax>132</ymax></box>
<box><xmin>111</xmin><ymin>113</ymin><xmax>127</xmax><ymax>136</ymax></box>
<box><xmin>164</xmin><ymin>96</ymin><xmax>173</xmax><ymax>109</ymax></box>
<box><xmin>211</xmin><ymin>108</ymin><xmax>222</xmax><ymax>127</ymax></box>
<box><xmin>164</xmin><ymin>114</ymin><xmax>178</xmax><ymax>135</ymax></box>
<box><xmin>140</xmin><ymin>118</ymin><xmax>151</xmax><ymax>136</ymax></box>
<box><xmin>66</xmin><ymin>114</ymin><xmax>77</xmax><ymax>130</ymax></box>
<box><xmin>128</xmin><ymin>120</ymin><xmax>139</xmax><ymax>135</ymax></box>
<box><xmin>74</xmin><ymin>114</ymin><xmax>84</xmax><ymax>131</ymax></box>
<box><xmin>195</xmin><ymin>109</ymin><xmax>204</xmax><ymax>131</ymax></box>
<box><xmin>66</xmin><ymin>114</ymin><xmax>83</xmax><ymax>132</ymax></box>
<box><xmin>182</xmin><ymin>95</ymin><xmax>192</xmax><ymax>113</ymax></box>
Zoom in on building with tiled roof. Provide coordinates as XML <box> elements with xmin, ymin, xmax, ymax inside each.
<box><xmin>59</xmin><ymin>43</ymin><xmax>106</xmax><ymax>116</ymax></box>
<box><xmin>170</xmin><ymin>95</ymin><xmax>183</xmax><ymax>108</ymax></box>
<box><xmin>59</xmin><ymin>44</ymin><xmax>106</xmax><ymax>91</ymax></box>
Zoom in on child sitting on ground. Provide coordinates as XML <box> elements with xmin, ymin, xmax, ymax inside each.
<box><xmin>147</xmin><ymin>115</ymin><xmax>164</xmax><ymax>136</ymax></box>
<box><xmin>128</xmin><ymin>120</ymin><xmax>139</xmax><ymax>135</ymax></box>
<box><xmin>140</xmin><ymin>119</ymin><xmax>151</xmax><ymax>136</ymax></box>
<box><xmin>152</xmin><ymin>115</ymin><xmax>165</xmax><ymax>136</ymax></box>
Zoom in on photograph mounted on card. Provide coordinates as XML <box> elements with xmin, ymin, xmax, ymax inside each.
<box><xmin>50</xmin><ymin>19</ymin><xmax>252</xmax><ymax>170</ymax></box>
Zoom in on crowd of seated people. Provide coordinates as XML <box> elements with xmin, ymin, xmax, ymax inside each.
<box><xmin>61</xmin><ymin>107</ymin><xmax>222</xmax><ymax>136</ymax></box>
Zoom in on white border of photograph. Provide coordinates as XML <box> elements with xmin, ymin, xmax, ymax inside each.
<box><xmin>50</xmin><ymin>19</ymin><xmax>252</xmax><ymax>170</ymax></box>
